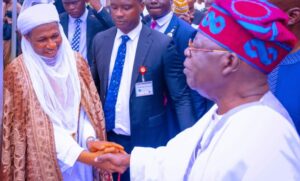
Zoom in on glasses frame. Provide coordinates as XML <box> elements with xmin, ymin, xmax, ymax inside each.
<box><xmin>187</xmin><ymin>39</ymin><xmax>230</xmax><ymax>55</ymax></box>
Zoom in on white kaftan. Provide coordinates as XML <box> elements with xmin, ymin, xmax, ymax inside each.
<box><xmin>130</xmin><ymin>92</ymin><xmax>300</xmax><ymax>181</ymax></box>
<box><xmin>54</xmin><ymin>107</ymin><xmax>96</xmax><ymax>181</ymax></box>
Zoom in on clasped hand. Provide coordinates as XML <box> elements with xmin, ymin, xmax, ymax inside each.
<box><xmin>85</xmin><ymin>140</ymin><xmax>130</xmax><ymax>174</ymax></box>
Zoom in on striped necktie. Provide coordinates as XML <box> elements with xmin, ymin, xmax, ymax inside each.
<box><xmin>71</xmin><ymin>18</ymin><xmax>82</xmax><ymax>52</ymax></box>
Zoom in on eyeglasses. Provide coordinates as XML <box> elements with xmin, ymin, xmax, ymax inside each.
<box><xmin>186</xmin><ymin>39</ymin><xmax>230</xmax><ymax>57</ymax></box>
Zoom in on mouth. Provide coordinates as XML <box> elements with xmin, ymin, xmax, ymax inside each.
<box><xmin>115</xmin><ymin>20</ymin><xmax>126</xmax><ymax>25</ymax></box>
<box><xmin>183</xmin><ymin>67</ymin><xmax>189</xmax><ymax>76</ymax></box>
<box><xmin>45</xmin><ymin>49</ymin><xmax>57</xmax><ymax>56</ymax></box>
<box><xmin>148</xmin><ymin>6</ymin><xmax>161</xmax><ymax>11</ymax></box>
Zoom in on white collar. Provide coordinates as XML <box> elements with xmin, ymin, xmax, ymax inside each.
<box><xmin>155</xmin><ymin>11</ymin><xmax>173</xmax><ymax>27</ymax></box>
<box><xmin>116</xmin><ymin>19</ymin><xmax>143</xmax><ymax>41</ymax></box>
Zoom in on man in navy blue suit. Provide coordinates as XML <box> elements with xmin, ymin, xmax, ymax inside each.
<box><xmin>92</xmin><ymin>0</ymin><xmax>195</xmax><ymax>179</ymax></box>
<box><xmin>144</xmin><ymin>0</ymin><xmax>213</xmax><ymax>138</ymax></box>
<box><xmin>60</xmin><ymin>0</ymin><xmax>114</xmax><ymax>68</ymax></box>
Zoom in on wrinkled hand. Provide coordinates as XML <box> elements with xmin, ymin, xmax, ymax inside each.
<box><xmin>88</xmin><ymin>0</ymin><xmax>102</xmax><ymax>11</ymax></box>
<box><xmin>94</xmin><ymin>153</ymin><xmax>130</xmax><ymax>174</ymax></box>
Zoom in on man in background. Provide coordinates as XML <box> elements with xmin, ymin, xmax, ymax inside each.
<box><xmin>60</xmin><ymin>0</ymin><xmax>114</xmax><ymax>68</ymax></box>
<box><xmin>144</xmin><ymin>0</ymin><xmax>213</xmax><ymax>138</ymax></box>
<box><xmin>92</xmin><ymin>0</ymin><xmax>195</xmax><ymax>180</ymax></box>
<box><xmin>268</xmin><ymin>0</ymin><xmax>300</xmax><ymax>135</ymax></box>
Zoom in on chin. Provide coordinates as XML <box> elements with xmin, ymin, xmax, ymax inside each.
<box><xmin>197</xmin><ymin>88</ymin><xmax>211</xmax><ymax>100</ymax></box>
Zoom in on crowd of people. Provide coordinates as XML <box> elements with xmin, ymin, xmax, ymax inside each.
<box><xmin>1</xmin><ymin>0</ymin><xmax>300</xmax><ymax>180</ymax></box>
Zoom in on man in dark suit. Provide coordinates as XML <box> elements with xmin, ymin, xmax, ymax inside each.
<box><xmin>60</xmin><ymin>0</ymin><xmax>114</xmax><ymax>67</ymax></box>
<box><xmin>92</xmin><ymin>0</ymin><xmax>194</xmax><ymax>179</ymax></box>
<box><xmin>144</xmin><ymin>0</ymin><xmax>213</xmax><ymax>138</ymax></box>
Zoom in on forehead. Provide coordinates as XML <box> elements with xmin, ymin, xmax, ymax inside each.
<box><xmin>30</xmin><ymin>22</ymin><xmax>59</xmax><ymax>36</ymax></box>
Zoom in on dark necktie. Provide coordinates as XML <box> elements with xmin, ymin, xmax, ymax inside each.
<box><xmin>104</xmin><ymin>35</ymin><xmax>130</xmax><ymax>131</ymax></box>
<box><xmin>71</xmin><ymin>18</ymin><xmax>82</xmax><ymax>51</ymax></box>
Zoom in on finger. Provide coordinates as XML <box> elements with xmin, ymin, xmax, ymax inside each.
<box><xmin>94</xmin><ymin>153</ymin><xmax>112</xmax><ymax>162</ymax></box>
<box><xmin>94</xmin><ymin>141</ymin><xmax>124</xmax><ymax>151</ymax></box>
<box><xmin>105</xmin><ymin>141</ymin><xmax>124</xmax><ymax>150</ymax></box>
<box><xmin>89</xmin><ymin>141</ymin><xmax>117</xmax><ymax>152</ymax></box>
<box><xmin>110</xmin><ymin>164</ymin><xmax>127</xmax><ymax>174</ymax></box>
<box><xmin>119</xmin><ymin>150</ymin><xmax>127</xmax><ymax>154</ymax></box>
<box><xmin>103</xmin><ymin>147</ymin><xmax>118</xmax><ymax>154</ymax></box>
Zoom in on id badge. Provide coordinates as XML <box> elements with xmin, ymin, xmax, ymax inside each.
<box><xmin>135</xmin><ymin>81</ymin><xmax>154</xmax><ymax>97</ymax></box>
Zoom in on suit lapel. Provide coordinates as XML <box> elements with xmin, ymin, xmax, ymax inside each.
<box><xmin>101</xmin><ymin>28</ymin><xmax>117</xmax><ymax>98</ymax></box>
<box><xmin>86</xmin><ymin>10</ymin><xmax>93</xmax><ymax>54</ymax></box>
<box><xmin>60</xmin><ymin>14</ymin><xmax>69</xmax><ymax>37</ymax></box>
<box><xmin>164</xmin><ymin>14</ymin><xmax>179</xmax><ymax>37</ymax></box>
<box><xmin>130</xmin><ymin>25</ymin><xmax>153</xmax><ymax>95</ymax></box>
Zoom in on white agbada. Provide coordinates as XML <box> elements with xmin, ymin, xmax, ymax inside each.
<box><xmin>131</xmin><ymin>92</ymin><xmax>300</xmax><ymax>181</ymax></box>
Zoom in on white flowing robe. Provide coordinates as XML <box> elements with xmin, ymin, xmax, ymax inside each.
<box><xmin>55</xmin><ymin>107</ymin><xmax>96</xmax><ymax>181</ymax></box>
<box><xmin>131</xmin><ymin>92</ymin><xmax>300</xmax><ymax>181</ymax></box>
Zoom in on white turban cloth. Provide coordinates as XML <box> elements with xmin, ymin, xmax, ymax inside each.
<box><xmin>17</xmin><ymin>2</ymin><xmax>82</xmax><ymax>135</ymax></box>
<box><xmin>17</xmin><ymin>3</ymin><xmax>59</xmax><ymax>35</ymax></box>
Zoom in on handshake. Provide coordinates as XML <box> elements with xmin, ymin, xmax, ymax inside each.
<box><xmin>79</xmin><ymin>138</ymin><xmax>130</xmax><ymax>174</ymax></box>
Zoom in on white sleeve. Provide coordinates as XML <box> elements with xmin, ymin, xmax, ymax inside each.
<box><xmin>130</xmin><ymin>146</ymin><xmax>168</xmax><ymax>181</ymax></box>
<box><xmin>53</xmin><ymin>126</ymin><xmax>84</xmax><ymax>172</ymax></box>
<box><xmin>129</xmin><ymin>113</ymin><xmax>211</xmax><ymax>181</ymax></box>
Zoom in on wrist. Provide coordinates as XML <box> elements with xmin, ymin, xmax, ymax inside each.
<box><xmin>78</xmin><ymin>150</ymin><xmax>95</xmax><ymax>165</ymax></box>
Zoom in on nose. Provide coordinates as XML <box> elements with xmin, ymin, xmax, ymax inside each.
<box><xmin>47</xmin><ymin>39</ymin><xmax>57</xmax><ymax>49</ymax></box>
<box><xmin>114</xmin><ymin>8</ymin><xmax>124</xmax><ymax>18</ymax></box>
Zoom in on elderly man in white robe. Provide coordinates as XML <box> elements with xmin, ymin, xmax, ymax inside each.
<box><xmin>1</xmin><ymin>1</ymin><xmax>125</xmax><ymax>181</ymax></box>
<box><xmin>95</xmin><ymin>0</ymin><xmax>300</xmax><ymax>180</ymax></box>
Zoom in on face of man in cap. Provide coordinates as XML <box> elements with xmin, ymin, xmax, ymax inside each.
<box><xmin>183</xmin><ymin>32</ymin><xmax>236</xmax><ymax>98</ymax></box>
<box><xmin>62</xmin><ymin>0</ymin><xmax>86</xmax><ymax>18</ymax></box>
<box><xmin>110</xmin><ymin>0</ymin><xmax>144</xmax><ymax>34</ymax></box>
<box><xmin>145</xmin><ymin>0</ymin><xmax>172</xmax><ymax>20</ymax></box>
<box><xmin>25</xmin><ymin>22</ymin><xmax>62</xmax><ymax>58</ymax></box>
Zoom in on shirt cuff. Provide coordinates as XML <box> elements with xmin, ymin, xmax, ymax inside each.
<box><xmin>59</xmin><ymin>143</ymin><xmax>84</xmax><ymax>172</ymax></box>
<box><xmin>130</xmin><ymin>147</ymin><xmax>156</xmax><ymax>181</ymax></box>
<box><xmin>54</xmin><ymin>126</ymin><xmax>85</xmax><ymax>172</ymax></box>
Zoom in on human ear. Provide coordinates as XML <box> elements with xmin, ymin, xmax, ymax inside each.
<box><xmin>286</xmin><ymin>7</ymin><xmax>300</xmax><ymax>26</ymax></box>
<box><xmin>221</xmin><ymin>52</ymin><xmax>240</xmax><ymax>76</ymax></box>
